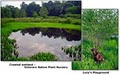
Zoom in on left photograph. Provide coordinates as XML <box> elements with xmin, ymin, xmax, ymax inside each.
<box><xmin>1</xmin><ymin>0</ymin><xmax>81</xmax><ymax>61</ymax></box>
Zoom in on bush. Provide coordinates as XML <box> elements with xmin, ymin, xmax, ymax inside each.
<box><xmin>63</xmin><ymin>44</ymin><xmax>81</xmax><ymax>61</ymax></box>
<box><xmin>30</xmin><ymin>52</ymin><xmax>58</xmax><ymax>61</ymax></box>
<box><xmin>72</xmin><ymin>19</ymin><xmax>81</xmax><ymax>25</ymax></box>
<box><xmin>1</xmin><ymin>36</ymin><xmax>17</xmax><ymax>61</ymax></box>
<box><xmin>59</xmin><ymin>14</ymin><xmax>64</xmax><ymax>18</ymax></box>
<box><xmin>64</xmin><ymin>18</ymin><xmax>72</xmax><ymax>24</ymax></box>
<box><xmin>65</xmin><ymin>14</ymin><xmax>81</xmax><ymax>19</ymax></box>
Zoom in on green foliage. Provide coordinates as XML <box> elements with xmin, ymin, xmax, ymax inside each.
<box><xmin>1</xmin><ymin>37</ymin><xmax>17</xmax><ymax>61</ymax></box>
<box><xmin>19</xmin><ymin>9</ymin><xmax>26</xmax><ymax>17</ymax></box>
<box><xmin>66</xmin><ymin>6</ymin><xmax>80</xmax><ymax>14</ymax></box>
<box><xmin>32</xmin><ymin>11</ymin><xmax>38</xmax><ymax>18</ymax></box>
<box><xmin>1</xmin><ymin>22</ymin><xmax>80</xmax><ymax>33</ymax></box>
<box><xmin>62</xmin><ymin>44</ymin><xmax>81</xmax><ymax>61</ymax></box>
<box><xmin>1</xmin><ymin>7</ymin><xmax>12</xmax><ymax>18</ymax></box>
<box><xmin>1</xmin><ymin>17</ymin><xmax>81</xmax><ymax>25</ymax></box>
<box><xmin>30</xmin><ymin>52</ymin><xmax>58</xmax><ymax>61</ymax></box>
<box><xmin>13</xmin><ymin>7</ymin><xmax>19</xmax><ymax>18</ymax></box>
<box><xmin>59</xmin><ymin>14</ymin><xmax>64</xmax><ymax>18</ymax></box>
<box><xmin>42</xmin><ymin>1</ymin><xmax>81</xmax><ymax>16</ymax></box>
<box><xmin>12</xmin><ymin>52</ymin><xmax>57</xmax><ymax>61</ymax></box>
<box><xmin>64</xmin><ymin>18</ymin><xmax>72</xmax><ymax>23</ymax></box>
<box><xmin>71</xmin><ymin>19</ymin><xmax>81</xmax><ymax>25</ymax></box>
<box><xmin>1</xmin><ymin>1</ymin><xmax>81</xmax><ymax>18</ymax></box>
<box><xmin>72</xmin><ymin>39</ymin><xmax>118</xmax><ymax>70</ymax></box>
<box><xmin>15</xmin><ymin>57</ymin><xmax>30</xmax><ymax>61</ymax></box>
<box><xmin>64</xmin><ymin>14</ymin><xmax>81</xmax><ymax>19</ymax></box>
<box><xmin>83</xmin><ymin>9</ymin><xmax>118</xmax><ymax>48</ymax></box>
<box><xmin>39</xmin><ymin>7</ymin><xmax>48</xmax><ymax>18</ymax></box>
<box><xmin>72</xmin><ymin>9</ymin><xmax>118</xmax><ymax>70</ymax></box>
<box><xmin>26</xmin><ymin>2</ymin><xmax>40</xmax><ymax>17</ymax></box>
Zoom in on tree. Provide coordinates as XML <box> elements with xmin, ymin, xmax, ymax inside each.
<box><xmin>83</xmin><ymin>9</ymin><xmax>118</xmax><ymax>48</ymax></box>
<box><xmin>20</xmin><ymin>2</ymin><xmax>27</xmax><ymax>10</ymax></box>
<box><xmin>1</xmin><ymin>6</ymin><xmax>12</xmax><ymax>18</ymax></box>
<box><xmin>66</xmin><ymin>6</ymin><xmax>77</xmax><ymax>14</ymax></box>
<box><xmin>26</xmin><ymin>2</ymin><xmax>40</xmax><ymax>17</ymax></box>
<box><xmin>13</xmin><ymin>7</ymin><xmax>19</xmax><ymax>18</ymax></box>
<box><xmin>6</xmin><ymin>5</ymin><xmax>15</xmax><ymax>18</ymax></box>
<box><xmin>42</xmin><ymin>1</ymin><xmax>54</xmax><ymax>16</ymax></box>
<box><xmin>1</xmin><ymin>7</ymin><xmax>5</xmax><ymax>18</ymax></box>
<box><xmin>19</xmin><ymin>9</ymin><xmax>26</xmax><ymax>17</ymax></box>
<box><xmin>32</xmin><ymin>11</ymin><xmax>38</xmax><ymax>18</ymax></box>
<box><xmin>39</xmin><ymin>7</ymin><xmax>48</xmax><ymax>18</ymax></box>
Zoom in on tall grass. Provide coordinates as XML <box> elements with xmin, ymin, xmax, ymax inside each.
<box><xmin>10</xmin><ymin>52</ymin><xmax>58</xmax><ymax>61</ymax></box>
<box><xmin>2</xmin><ymin>17</ymin><xmax>80</xmax><ymax>25</ymax></box>
<box><xmin>72</xmin><ymin>39</ymin><xmax>118</xmax><ymax>70</ymax></box>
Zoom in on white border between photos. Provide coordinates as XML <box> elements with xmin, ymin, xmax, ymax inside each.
<box><xmin>0</xmin><ymin>0</ymin><xmax>120</xmax><ymax>75</ymax></box>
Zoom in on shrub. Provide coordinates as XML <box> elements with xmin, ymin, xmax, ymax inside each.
<box><xmin>59</xmin><ymin>14</ymin><xmax>64</xmax><ymax>18</ymax></box>
<box><xmin>30</xmin><ymin>52</ymin><xmax>58</xmax><ymax>61</ymax></box>
<box><xmin>72</xmin><ymin>19</ymin><xmax>81</xmax><ymax>25</ymax></box>
<box><xmin>65</xmin><ymin>14</ymin><xmax>80</xmax><ymax>19</ymax></box>
<box><xmin>64</xmin><ymin>18</ymin><xmax>72</xmax><ymax>24</ymax></box>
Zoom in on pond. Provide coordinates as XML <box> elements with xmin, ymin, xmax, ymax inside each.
<box><xmin>9</xmin><ymin>28</ymin><xmax>81</xmax><ymax>61</ymax></box>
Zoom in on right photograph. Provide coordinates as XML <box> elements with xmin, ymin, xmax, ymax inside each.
<box><xmin>72</xmin><ymin>9</ymin><xmax>118</xmax><ymax>70</ymax></box>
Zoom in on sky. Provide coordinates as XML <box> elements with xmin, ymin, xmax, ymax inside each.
<box><xmin>1</xmin><ymin>1</ymin><xmax>43</xmax><ymax>8</ymax></box>
<box><xmin>1</xmin><ymin>0</ymin><xmax>70</xmax><ymax>8</ymax></box>
<box><xmin>1</xmin><ymin>0</ymin><xmax>77</xmax><ymax>8</ymax></box>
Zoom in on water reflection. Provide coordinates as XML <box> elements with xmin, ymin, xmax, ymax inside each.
<box><xmin>9</xmin><ymin>28</ymin><xmax>81</xmax><ymax>61</ymax></box>
<box><xmin>20</xmin><ymin>28</ymin><xmax>81</xmax><ymax>41</ymax></box>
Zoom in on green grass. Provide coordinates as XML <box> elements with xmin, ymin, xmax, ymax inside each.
<box><xmin>29</xmin><ymin>52</ymin><xmax>58</xmax><ymax>61</ymax></box>
<box><xmin>10</xmin><ymin>52</ymin><xmax>58</xmax><ymax>61</ymax></box>
<box><xmin>2</xmin><ymin>22</ymin><xmax>80</xmax><ymax>37</ymax></box>
<box><xmin>2</xmin><ymin>17</ymin><xmax>81</xmax><ymax>25</ymax></box>
<box><xmin>72</xmin><ymin>39</ymin><xmax>118</xmax><ymax>70</ymax></box>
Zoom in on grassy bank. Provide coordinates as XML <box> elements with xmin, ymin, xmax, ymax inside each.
<box><xmin>1</xmin><ymin>18</ymin><xmax>80</xmax><ymax>61</ymax></box>
<box><xmin>2</xmin><ymin>21</ymin><xmax>80</xmax><ymax>37</ymax></box>
<box><xmin>2</xmin><ymin>17</ymin><xmax>81</xmax><ymax>25</ymax></box>
<box><xmin>11</xmin><ymin>52</ymin><xmax>58</xmax><ymax>61</ymax></box>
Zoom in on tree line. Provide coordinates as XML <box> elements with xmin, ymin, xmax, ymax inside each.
<box><xmin>1</xmin><ymin>1</ymin><xmax>81</xmax><ymax>18</ymax></box>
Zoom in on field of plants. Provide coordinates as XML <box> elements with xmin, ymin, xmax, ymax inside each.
<box><xmin>72</xmin><ymin>9</ymin><xmax>118</xmax><ymax>70</ymax></box>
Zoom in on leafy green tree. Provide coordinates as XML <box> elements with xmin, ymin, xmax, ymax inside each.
<box><xmin>19</xmin><ymin>9</ymin><xmax>26</xmax><ymax>17</ymax></box>
<box><xmin>20</xmin><ymin>2</ymin><xmax>27</xmax><ymax>10</ymax></box>
<box><xmin>6</xmin><ymin>5</ymin><xmax>15</xmax><ymax>18</ymax></box>
<box><xmin>2</xmin><ymin>6</ymin><xmax>12</xmax><ymax>18</ymax></box>
<box><xmin>39</xmin><ymin>7</ymin><xmax>48</xmax><ymax>18</ymax></box>
<box><xmin>1</xmin><ymin>7</ymin><xmax>5</xmax><ymax>18</ymax></box>
<box><xmin>83</xmin><ymin>9</ymin><xmax>118</xmax><ymax>48</ymax></box>
<box><xmin>42</xmin><ymin>1</ymin><xmax>81</xmax><ymax>16</ymax></box>
<box><xmin>13</xmin><ymin>7</ymin><xmax>19</xmax><ymax>18</ymax></box>
<box><xmin>32</xmin><ymin>11</ymin><xmax>38</xmax><ymax>18</ymax></box>
<box><xmin>26</xmin><ymin>2</ymin><xmax>40</xmax><ymax>17</ymax></box>
<box><xmin>66</xmin><ymin>6</ymin><xmax>80</xmax><ymax>14</ymax></box>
